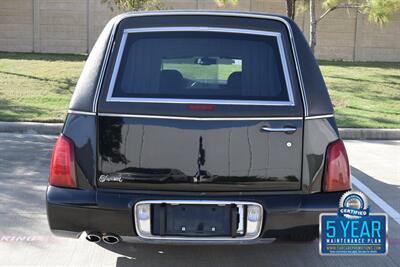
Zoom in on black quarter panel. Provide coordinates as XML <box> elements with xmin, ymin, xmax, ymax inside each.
<box><xmin>288</xmin><ymin>20</ymin><xmax>334</xmax><ymax>116</ymax></box>
<box><xmin>63</xmin><ymin>114</ymin><xmax>97</xmax><ymax>189</ymax></box>
<box><xmin>302</xmin><ymin>117</ymin><xmax>340</xmax><ymax>193</ymax></box>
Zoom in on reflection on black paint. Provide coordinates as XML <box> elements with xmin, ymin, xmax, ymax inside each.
<box><xmin>112</xmin><ymin>167</ymin><xmax>191</xmax><ymax>183</ymax></box>
<box><xmin>99</xmin><ymin>118</ymin><xmax>128</xmax><ymax>164</ymax></box>
<box><xmin>104</xmin><ymin>168</ymin><xmax>298</xmax><ymax>184</ymax></box>
<box><xmin>194</xmin><ymin>136</ymin><xmax>210</xmax><ymax>183</ymax></box>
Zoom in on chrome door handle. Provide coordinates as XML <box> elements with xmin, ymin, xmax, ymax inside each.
<box><xmin>261</xmin><ymin>127</ymin><xmax>297</xmax><ymax>134</ymax></box>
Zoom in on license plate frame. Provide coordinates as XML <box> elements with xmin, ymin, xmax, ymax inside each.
<box><xmin>151</xmin><ymin>203</ymin><xmax>239</xmax><ymax>237</ymax></box>
<box><xmin>134</xmin><ymin>200</ymin><xmax>263</xmax><ymax>241</ymax></box>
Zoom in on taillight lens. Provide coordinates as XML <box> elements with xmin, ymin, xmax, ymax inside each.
<box><xmin>323</xmin><ymin>139</ymin><xmax>351</xmax><ymax>192</ymax></box>
<box><xmin>49</xmin><ymin>134</ymin><xmax>76</xmax><ymax>188</ymax></box>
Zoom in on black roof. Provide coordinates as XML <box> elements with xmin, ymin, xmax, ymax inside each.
<box><xmin>69</xmin><ymin>11</ymin><xmax>333</xmax><ymax>117</ymax></box>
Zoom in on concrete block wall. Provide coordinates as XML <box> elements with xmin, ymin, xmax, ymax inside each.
<box><xmin>38</xmin><ymin>0</ymin><xmax>88</xmax><ymax>53</ymax></box>
<box><xmin>88</xmin><ymin>0</ymin><xmax>119</xmax><ymax>52</ymax></box>
<box><xmin>355</xmin><ymin>13</ymin><xmax>400</xmax><ymax>61</ymax></box>
<box><xmin>0</xmin><ymin>0</ymin><xmax>34</xmax><ymax>52</ymax></box>
<box><xmin>0</xmin><ymin>0</ymin><xmax>399</xmax><ymax>61</ymax></box>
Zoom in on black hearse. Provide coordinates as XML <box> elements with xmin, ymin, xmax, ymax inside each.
<box><xmin>46</xmin><ymin>11</ymin><xmax>350</xmax><ymax>244</ymax></box>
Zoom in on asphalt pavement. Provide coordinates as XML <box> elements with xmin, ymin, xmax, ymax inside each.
<box><xmin>0</xmin><ymin>133</ymin><xmax>399</xmax><ymax>267</ymax></box>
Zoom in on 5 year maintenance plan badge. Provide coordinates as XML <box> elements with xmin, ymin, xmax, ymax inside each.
<box><xmin>320</xmin><ymin>191</ymin><xmax>388</xmax><ymax>255</ymax></box>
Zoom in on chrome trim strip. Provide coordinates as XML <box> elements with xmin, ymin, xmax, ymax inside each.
<box><xmin>134</xmin><ymin>200</ymin><xmax>263</xmax><ymax>241</ymax></box>
<box><xmin>68</xmin><ymin>110</ymin><xmax>96</xmax><ymax>116</ymax></box>
<box><xmin>106</xmin><ymin>97</ymin><xmax>293</xmax><ymax>106</ymax></box>
<box><xmin>237</xmin><ymin>205</ymin><xmax>244</xmax><ymax>235</ymax></box>
<box><xmin>92</xmin><ymin>22</ymin><xmax>117</xmax><ymax>112</ymax></box>
<box><xmin>92</xmin><ymin>11</ymin><xmax>308</xmax><ymax>115</ymax></box>
<box><xmin>106</xmin><ymin>26</ymin><xmax>295</xmax><ymax>106</ymax></box>
<box><xmin>105</xmin><ymin>31</ymin><xmax>128</xmax><ymax>102</ymax></box>
<box><xmin>98</xmin><ymin>112</ymin><xmax>303</xmax><ymax>121</ymax></box>
<box><xmin>305</xmin><ymin>114</ymin><xmax>334</xmax><ymax>120</ymax></box>
<box><xmin>276</xmin><ymin>31</ymin><xmax>295</xmax><ymax>106</ymax></box>
<box><xmin>124</xmin><ymin>26</ymin><xmax>281</xmax><ymax>36</ymax></box>
<box><xmin>261</xmin><ymin>126</ymin><xmax>297</xmax><ymax>133</ymax></box>
<box><xmin>72</xmin><ymin>110</ymin><xmax>330</xmax><ymax>120</ymax></box>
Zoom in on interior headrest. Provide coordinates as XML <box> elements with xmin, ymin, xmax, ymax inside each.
<box><xmin>159</xmin><ymin>70</ymin><xmax>184</xmax><ymax>93</ymax></box>
<box><xmin>227</xmin><ymin>71</ymin><xmax>242</xmax><ymax>92</ymax></box>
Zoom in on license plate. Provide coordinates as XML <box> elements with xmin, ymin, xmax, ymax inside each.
<box><xmin>151</xmin><ymin>204</ymin><xmax>239</xmax><ymax>237</ymax></box>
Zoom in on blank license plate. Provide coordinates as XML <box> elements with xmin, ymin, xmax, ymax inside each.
<box><xmin>151</xmin><ymin>204</ymin><xmax>238</xmax><ymax>237</ymax></box>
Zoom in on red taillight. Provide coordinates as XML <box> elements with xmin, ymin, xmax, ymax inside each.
<box><xmin>49</xmin><ymin>134</ymin><xmax>76</xmax><ymax>188</ymax></box>
<box><xmin>323</xmin><ymin>139</ymin><xmax>351</xmax><ymax>192</ymax></box>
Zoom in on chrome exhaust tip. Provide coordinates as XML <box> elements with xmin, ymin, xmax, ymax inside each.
<box><xmin>86</xmin><ymin>232</ymin><xmax>102</xmax><ymax>243</ymax></box>
<box><xmin>102</xmin><ymin>234</ymin><xmax>121</xmax><ymax>245</ymax></box>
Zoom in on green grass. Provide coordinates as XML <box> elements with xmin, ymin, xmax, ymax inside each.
<box><xmin>0</xmin><ymin>52</ymin><xmax>399</xmax><ymax>128</ymax></box>
<box><xmin>0</xmin><ymin>52</ymin><xmax>86</xmax><ymax>122</ymax></box>
<box><xmin>319</xmin><ymin>61</ymin><xmax>400</xmax><ymax>128</ymax></box>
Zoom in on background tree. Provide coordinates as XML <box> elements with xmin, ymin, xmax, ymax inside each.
<box><xmin>287</xmin><ymin>0</ymin><xmax>297</xmax><ymax>19</ymax></box>
<box><xmin>218</xmin><ymin>0</ymin><xmax>299</xmax><ymax>19</ymax></box>
<box><xmin>101</xmin><ymin>0</ymin><xmax>163</xmax><ymax>11</ymax></box>
<box><xmin>214</xmin><ymin>0</ymin><xmax>238</xmax><ymax>7</ymax></box>
<box><xmin>307</xmin><ymin>0</ymin><xmax>400</xmax><ymax>53</ymax></box>
<box><xmin>103</xmin><ymin>0</ymin><xmax>400</xmax><ymax>54</ymax></box>
<box><xmin>102</xmin><ymin>0</ymin><xmax>239</xmax><ymax>11</ymax></box>
<box><xmin>213</xmin><ymin>0</ymin><xmax>400</xmax><ymax>53</ymax></box>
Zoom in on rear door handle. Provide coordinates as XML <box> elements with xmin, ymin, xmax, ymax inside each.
<box><xmin>261</xmin><ymin>126</ymin><xmax>297</xmax><ymax>134</ymax></box>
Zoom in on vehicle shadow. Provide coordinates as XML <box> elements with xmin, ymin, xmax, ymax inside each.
<box><xmin>103</xmin><ymin>239</ymin><xmax>325</xmax><ymax>267</ymax></box>
<box><xmin>102</xmin><ymin>236</ymin><xmax>397</xmax><ymax>267</ymax></box>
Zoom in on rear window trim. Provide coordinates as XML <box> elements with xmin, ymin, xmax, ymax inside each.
<box><xmin>106</xmin><ymin>26</ymin><xmax>295</xmax><ymax>106</ymax></box>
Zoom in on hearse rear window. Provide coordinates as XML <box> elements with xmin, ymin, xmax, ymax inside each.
<box><xmin>108</xmin><ymin>29</ymin><xmax>293</xmax><ymax>103</ymax></box>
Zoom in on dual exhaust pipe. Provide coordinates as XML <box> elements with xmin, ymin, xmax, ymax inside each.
<box><xmin>86</xmin><ymin>232</ymin><xmax>121</xmax><ymax>244</ymax></box>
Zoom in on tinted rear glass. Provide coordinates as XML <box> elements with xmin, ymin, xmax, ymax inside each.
<box><xmin>110</xmin><ymin>31</ymin><xmax>291</xmax><ymax>101</ymax></box>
